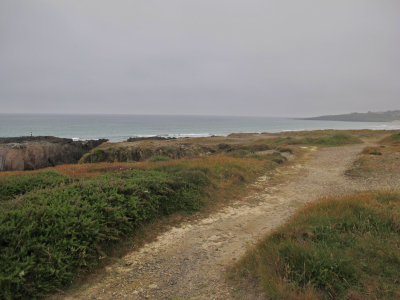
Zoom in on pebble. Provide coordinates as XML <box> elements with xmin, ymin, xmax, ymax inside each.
<box><xmin>148</xmin><ymin>284</ymin><xmax>158</xmax><ymax>289</ymax></box>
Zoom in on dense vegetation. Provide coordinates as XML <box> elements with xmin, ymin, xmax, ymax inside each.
<box><xmin>0</xmin><ymin>150</ymin><xmax>284</xmax><ymax>299</ymax></box>
<box><xmin>0</xmin><ymin>170</ymin><xmax>207</xmax><ymax>299</ymax></box>
<box><xmin>0</xmin><ymin>171</ymin><xmax>70</xmax><ymax>200</ymax></box>
<box><xmin>232</xmin><ymin>191</ymin><xmax>400</xmax><ymax>299</ymax></box>
<box><xmin>271</xmin><ymin>133</ymin><xmax>363</xmax><ymax>147</ymax></box>
<box><xmin>0</xmin><ymin>131</ymin><xmax>382</xmax><ymax>299</ymax></box>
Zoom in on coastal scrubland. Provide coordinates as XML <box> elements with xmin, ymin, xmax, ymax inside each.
<box><xmin>231</xmin><ymin>191</ymin><xmax>400</xmax><ymax>299</ymax></box>
<box><xmin>231</xmin><ymin>132</ymin><xmax>400</xmax><ymax>299</ymax></box>
<box><xmin>1</xmin><ymin>130</ymin><xmax>399</xmax><ymax>299</ymax></box>
<box><xmin>1</xmin><ymin>136</ymin><xmax>293</xmax><ymax>299</ymax></box>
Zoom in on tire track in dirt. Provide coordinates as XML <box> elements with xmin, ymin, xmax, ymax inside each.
<box><xmin>65</xmin><ymin>144</ymin><xmax>381</xmax><ymax>300</ymax></box>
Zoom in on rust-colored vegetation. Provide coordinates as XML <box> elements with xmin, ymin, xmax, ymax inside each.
<box><xmin>346</xmin><ymin>144</ymin><xmax>400</xmax><ymax>179</ymax></box>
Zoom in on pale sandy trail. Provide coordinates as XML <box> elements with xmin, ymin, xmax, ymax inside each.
<box><xmin>65</xmin><ymin>144</ymin><xmax>379</xmax><ymax>300</ymax></box>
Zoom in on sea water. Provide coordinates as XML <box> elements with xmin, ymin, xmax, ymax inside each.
<box><xmin>1</xmin><ymin>114</ymin><xmax>399</xmax><ymax>143</ymax></box>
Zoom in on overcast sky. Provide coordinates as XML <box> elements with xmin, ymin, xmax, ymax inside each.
<box><xmin>1</xmin><ymin>0</ymin><xmax>399</xmax><ymax>117</ymax></box>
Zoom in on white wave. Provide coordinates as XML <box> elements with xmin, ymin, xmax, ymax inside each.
<box><xmin>72</xmin><ymin>137</ymin><xmax>80</xmax><ymax>141</ymax></box>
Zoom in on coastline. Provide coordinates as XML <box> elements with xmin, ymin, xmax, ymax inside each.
<box><xmin>2</xmin><ymin>114</ymin><xmax>400</xmax><ymax>143</ymax></box>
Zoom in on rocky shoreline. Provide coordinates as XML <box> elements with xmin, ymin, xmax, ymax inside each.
<box><xmin>0</xmin><ymin>136</ymin><xmax>107</xmax><ymax>171</ymax></box>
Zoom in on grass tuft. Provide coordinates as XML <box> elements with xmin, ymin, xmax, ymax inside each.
<box><xmin>147</xmin><ymin>155</ymin><xmax>171</xmax><ymax>162</ymax></box>
<box><xmin>231</xmin><ymin>191</ymin><xmax>400</xmax><ymax>299</ymax></box>
<box><xmin>271</xmin><ymin>133</ymin><xmax>363</xmax><ymax>147</ymax></box>
<box><xmin>380</xmin><ymin>133</ymin><xmax>400</xmax><ymax>145</ymax></box>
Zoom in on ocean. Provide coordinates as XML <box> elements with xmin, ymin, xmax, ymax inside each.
<box><xmin>1</xmin><ymin>114</ymin><xmax>399</xmax><ymax>143</ymax></box>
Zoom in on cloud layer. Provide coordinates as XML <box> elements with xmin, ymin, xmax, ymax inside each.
<box><xmin>1</xmin><ymin>0</ymin><xmax>399</xmax><ymax>117</ymax></box>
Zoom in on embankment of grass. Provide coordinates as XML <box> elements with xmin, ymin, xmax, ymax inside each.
<box><xmin>271</xmin><ymin>133</ymin><xmax>363</xmax><ymax>147</ymax></box>
<box><xmin>345</xmin><ymin>145</ymin><xmax>400</xmax><ymax>179</ymax></box>
<box><xmin>0</xmin><ymin>153</ymin><xmax>283</xmax><ymax>299</ymax></box>
<box><xmin>231</xmin><ymin>191</ymin><xmax>400</xmax><ymax>299</ymax></box>
<box><xmin>380</xmin><ymin>133</ymin><xmax>400</xmax><ymax>146</ymax></box>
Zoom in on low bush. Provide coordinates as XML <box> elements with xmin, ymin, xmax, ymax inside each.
<box><xmin>0</xmin><ymin>170</ymin><xmax>202</xmax><ymax>299</ymax></box>
<box><xmin>217</xmin><ymin>143</ymin><xmax>231</xmax><ymax>150</ymax></box>
<box><xmin>147</xmin><ymin>155</ymin><xmax>171</xmax><ymax>162</ymax></box>
<box><xmin>92</xmin><ymin>148</ymin><xmax>106</xmax><ymax>163</ymax></box>
<box><xmin>361</xmin><ymin>146</ymin><xmax>382</xmax><ymax>156</ymax></box>
<box><xmin>232</xmin><ymin>191</ymin><xmax>400</xmax><ymax>299</ymax></box>
<box><xmin>0</xmin><ymin>171</ymin><xmax>70</xmax><ymax>201</ymax></box>
<box><xmin>248</xmin><ymin>152</ymin><xmax>287</xmax><ymax>164</ymax></box>
<box><xmin>271</xmin><ymin>133</ymin><xmax>362</xmax><ymax>147</ymax></box>
<box><xmin>227</xmin><ymin>144</ymin><xmax>270</xmax><ymax>154</ymax></box>
<box><xmin>380</xmin><ymin>133</ymin><xmax>400</xmax><ymax>145</ymax></box>
<box><xmin>311</xmin><ymin>133</ymin><xmax>363</xmax><ymax>146</ymax></box>
<box><xmin>226</xmin><ymin>149</ymin><xmax>250</xmax><ymax>158</ymax></box>
<box><xmin>278</xmin><ymin>148</ymin><xmax>293</xmax><ymax>154</ymax></box>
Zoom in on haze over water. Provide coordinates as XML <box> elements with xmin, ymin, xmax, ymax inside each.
<box><xmin>1</xmin><ymin>114</ymin><xmax>399</xmax><ymax>143</ymax></box>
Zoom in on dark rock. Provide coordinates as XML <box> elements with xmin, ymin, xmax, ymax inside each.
<box><xmin>0</xmin><ymin>136</ymin><xmax>108</xmax><ymax>171</ymax></box>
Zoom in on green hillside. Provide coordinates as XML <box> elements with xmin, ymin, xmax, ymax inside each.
<box><xmin>302</xmin><ymin>110</ymin><xmax>400</xmax><ymax>122</ymax></box>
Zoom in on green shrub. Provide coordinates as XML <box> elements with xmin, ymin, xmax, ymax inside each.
<box><xmin>218</xmin><ymin>143</ymin><xmax>231</xmax><ymax>150</ymax></box>
<box><xmin>92</xmin><ymin>148</ymin><xmax>105</xmax><ymax>163</ymax></box>
<box><xmin>0</xmin><ymin>170</ymin><xmax>202</xmax><ymax>299</ymax></box>
<box><xmin>278</xmin><ymin>148</ymin><xmax>293</xmax><ymax>154</ymax></box>
<box><xmin>226</xmin><ymin>149</ymin><xmax>250</xmax><ymax>158</ymax></box>
<box><xmin>266</xmin><ymin>153</ymin><xmax>287</xmax><ymax>164</ymax></box>
<box><xmin>271</xmin><ymin>134</ymin><xmax>362</xmax><ymax>147</ymax></box>
<box><xmin>147</xmin><ymin>155</ymin><xmax>171</xmax><ymax>162</ymax></box>
<box><xmin>248</xmin><ymin>154</ymin><xmax>263</xmax><ymax>160</ymax></box>
<box><xmin>0</xmin><ymin>171</ymin><xmax>70</xmax><ymax>201</ymax></box>
<box><xmin>174</xmin><ymin>170</ymin><xmax>210</xmax><ymax>187</ymax></box>
<box><xmin>227</xmin><ymin>144</ymin><xmax>270</xmax><ymax>154</ymax></box>
<box><xmin>311</xmin><ymin>133</ymin><xmax>363</xmax><ymax>146</ymax></box>
<box><xmin>392</xmin><ymin>133</ymin><xmax>400</xmax><ymax>141</ymax></box>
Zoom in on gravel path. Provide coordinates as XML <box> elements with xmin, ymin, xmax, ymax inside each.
<box><xmin>64</xmin><ymin>144</ymin><xmax>393</xmax><ymax>300</ymax></box>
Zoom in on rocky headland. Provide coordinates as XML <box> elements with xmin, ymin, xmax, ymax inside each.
<box><xmin>0</xmin><ymin>136</ymin><xmax>107</xmax><ymax>171</ymax></box>
<box><xmin>79</xmin><ymin>140</ymin><xmax>217</xmax><ymax>164</ymax></box>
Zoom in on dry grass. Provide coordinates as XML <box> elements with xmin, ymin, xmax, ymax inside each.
<box><xmin>379</xmin><ymin>132</ymin><xmax>400</xmax><ymax>146</ymax></box>
<box><xmin>267</xmin><ymin>129</ymin><xmax>400</xmax><ymax>140</ymax></box>
<box><xmin>230</xmin><ymin>191</ymin><xmax>400</xmax><ymax>300</ymax></box>
<box><xmin>346</xmin><ymin>145</ymin><xmax>400</xmax><ymax>179</ymax></box>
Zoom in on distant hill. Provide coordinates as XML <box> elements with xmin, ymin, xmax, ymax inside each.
<box><xmin>302</xmin><ymin>110</ymin><xmax>400</xmax><ymax>122</ymax></box>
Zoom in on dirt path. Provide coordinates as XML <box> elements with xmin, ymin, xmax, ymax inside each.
<box><xmin>65</xmin><ymin>144</ymin><xmax>383</xmax><ymax>300</ymax></box>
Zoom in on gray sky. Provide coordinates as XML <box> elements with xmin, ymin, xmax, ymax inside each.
<box><xmin>1</xmin><ymin>0</ymin><xmax>399</xmax><ymax>117</ymax></box>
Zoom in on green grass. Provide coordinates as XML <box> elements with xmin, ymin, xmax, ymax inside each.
<box><xmin>147</xmin><ymin>155</ymin><xmax>171</xmax><ymax>162</ymax></box>
<box><xmin>271</xmin><ymin>133</ymin><xmax>363</xmax><ymax>147</ymax></box>
<box><xmin>380</xmin><ymin>133</ymin><xmax>400</xmax><ymax>145</ymax></box>
<box><xmin>0</xmin><ymin>150</ymin><xmax>285</xmax><ymax>299</ymax></box>
<box><xmin>0</xmin><ymin>171</ymin><xmax>71</xmax><ymax>201</ymax></box>
<box><xmin>248</xmin><ymin>153</ymin><xmax>287</xmax><ymax>164</ymax></box>
<box><xmin>278</xmin><ymin>148</ymin><xmax>293</xmax><ymax>154</ymax></box>
<box><xmin>231</xmin><ymin>191</ymin><xmax>400</xmax><ymax>299</ymax></box>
